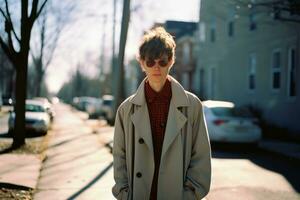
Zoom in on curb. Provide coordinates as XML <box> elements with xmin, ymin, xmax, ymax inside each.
<box><xmin>0</xmin><ymin>182</ymin><xmax>33</xmax><ymax>191</ymax></box>
<box><xmin>257</xmin><ymin>144</ymin><xmax>300</xmax><ymax>165</ymax></box>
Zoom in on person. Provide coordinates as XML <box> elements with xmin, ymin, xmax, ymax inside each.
<box><xmin>112</xmin><ymin>27</ymin><xmax>211</xmax><ymax>200</ymax></box>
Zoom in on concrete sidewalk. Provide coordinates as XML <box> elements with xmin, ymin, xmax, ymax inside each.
<box><xmin>0</xmin><ymin>153</ymin><xmax>42</xmax><ymax>189</ymax></box>
<box><xmin>33</xmin><ymin>104</ymin><xmax>115</xmax><ymax>200</ymax></box>
<box><xmin>0</xmin><ymin>106</ymin><xmax>12</xmax><ymax>118</ymax></box>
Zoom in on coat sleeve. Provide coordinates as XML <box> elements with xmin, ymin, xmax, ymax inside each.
<box><xmin>112</xmin><ymin>106</ymin><xmax>129</xmax><ymax>200</ymax></box>
<box><xmin>184</xmin><ymin>99</ymin><xmax>211</xmax><ymax>199</ymax></box>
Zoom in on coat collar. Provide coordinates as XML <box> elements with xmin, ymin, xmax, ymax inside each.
<box><xmin>130</xmin><ymin>75</ymin><xmax>190</xmax><ymax>159</ymax></box>
<box><xmin>129</xmin><ymin>75</ymin><xmax>190</xmax><ymax>108</ymax></box>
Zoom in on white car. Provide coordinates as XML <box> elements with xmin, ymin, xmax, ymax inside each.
<box><xmin>8</xmin><ymin>100</ymin><xmax>50</xmax><ymax>135</ymax></box>
<box><xmin>202</xmin><ymin>100</ymin><xmax>262</xmax><ymax>144</ymax></box>
<box><xmin>101</xmin><ymin>95</ymin><xmax>114</xmax><ymax>124</ymax></box>
<box><xmin>33</xmin><ymin>97</ymin><xmax>55</xmax><ymax>121</ymax></box>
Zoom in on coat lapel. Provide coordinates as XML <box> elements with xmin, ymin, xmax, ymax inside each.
<box><xmin>129</xmin><ymin>75</ymin><xmax>190</xmax><ymax>158</ymax></box>
<box><xmin>131</xmin><ymin>104</ymin><xmax>154</xmax><ymax>154</ymax></box>
<box><xmin>161</xmin><ymin>101</ymin><xmax>187</xmax><ymax>159</ymax></box>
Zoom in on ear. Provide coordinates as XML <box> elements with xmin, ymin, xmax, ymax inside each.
<box><xmin>140</xmin><ymin>65</ymin><xmax>146</xmax><ymax>72</ymax></box>
<box><xmin>139</xmin><ymin>59</ymin><xmax>146</xmax><ymax>72</ymax></box>
<box><xmin>169</xmin><ymin>57</ymin><xmax>175</xmax><ymax>68</ymax></box>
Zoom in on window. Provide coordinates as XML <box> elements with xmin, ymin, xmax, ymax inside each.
<box><xmin>249</xmin><ymin>8</ymin><xmax>257</xmax><ymax>31</ymax></box>
<box><xmin>200</xmin><ymin>69</ymin><xmax>205</xmax><ymax>98</ymax></box>
<box><xmin>182</xmin><ymin>73</ymin><xmax>189</xmax><ymax>89</ymax></box>
<box><xmin>199</xmin><ymin>22</ymin><xmax>206</xmax><ymax>42</ymax></box>
<box><xmin>228</xmin><ymin>7</ymin><xmax>235</xmax><ymax>37</ymax></box>
<box><xmin>210</xmin><ymin>28</ymin><xmax>215</xmax><ymax>42</ymax></box>
<box><xmin>210</xmin><ymin>18</ymin><xmax>216</xmax><ymax>42</ymax></box>
<box><xmin>271</xmin><ymin>50</ymin><xmax>281</xmax><ymax>90</ymax></box>
<box><xmin>183</xmin><ymin>43</ymin><xmax>190</xmax><ymax>65</ymax></box>
<box><xmin>249</xmin><ymin>54</ymin><xmax>256</xmax><ymax>90</ymax></box>
<box><xmin>228</xmin><ymin>21</ymin><xmax>234</xmax><ymax>37</ymax></box>
<box><xmin>209</xmin><ymin>67</ymin><xmax>216</xmax><ymax>98</ymax></box>
<box><xmin>287</xmin><ymin>48</ymin><xmax>296</xmax><ymax>97</ymax></box>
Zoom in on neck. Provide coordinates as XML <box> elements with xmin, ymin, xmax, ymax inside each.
<box><xmin>148</xmin><ymin>79</ymin><xmax>167</xmax><ymax>92</ymax></box>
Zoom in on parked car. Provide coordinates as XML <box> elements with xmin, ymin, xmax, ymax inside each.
<box><xmin>2</xmin><ymin>96</ymin><xmax>14</xmax><ymax>106</ymax></box>
<box><xmin>85</xmin><ymin>98</ymin><xmax>103</xmax><ymax>119</ymax></box>
<box><xmin>33</xmin><ymin>97</ymin><xmax>55</xmax><ymax>122</ymax></box>
<box><xmin>202</xmin><ymin>100</ymin><xmax>262</xmax><ymax>144</ymax></box>
<box><xmin>72</xmin><ymin>96</ymin><xmax>103</xmax><ymax>119</ymax></box>
<box><xmin>8</xmin><ymin>99</ymin><xmax>51</xmax><ymax>135</ymax></box>
<box><xmin>101</xmin><ymin>95</ymin><xmax>114</xmax><ymax>124</ymax></box>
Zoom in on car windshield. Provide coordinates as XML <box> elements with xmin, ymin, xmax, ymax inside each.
<box><xmin>26</xmin><ymin>104</ymin><xmax>45</xmax><ymax>112</ymax></box>
<box><xmin>103</xmin><ymin>100</ymin><xmax>112</xmax><ymax>106</ymax></box>
<box><xmin>211</xmin><ymin>107</ymin><xmax>254</xmax><ymax>118</ymax></box>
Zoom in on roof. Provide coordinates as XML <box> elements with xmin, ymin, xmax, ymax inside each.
<box><xmin>164</xmin><ymin>20</ymin><xmax>197</xmax><ymax>40</ymax></box>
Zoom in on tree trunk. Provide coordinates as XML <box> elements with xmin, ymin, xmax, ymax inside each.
<box><xmin>12</xmin><ymin>60</ymin><xmax>28</xmax><ymax>148</ymax></box>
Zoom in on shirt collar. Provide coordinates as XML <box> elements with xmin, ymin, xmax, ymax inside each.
<box><xmin>129</xmin><ymin>75</ymin><xmax>190</xmax><ymax>107</ymax></box>
<box><xmin>145</xmin><ymin>78</ymin><xmax>172</xmax><ymax>103</ymax></box>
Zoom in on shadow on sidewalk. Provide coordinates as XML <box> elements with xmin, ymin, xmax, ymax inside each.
<box><xmin>66</xmin><ymin>162</ymin><xmax>113</xmax><ymax>200</ymax></box>
<box><xmin>211</xmin><ymin>143</ymin><xmax>300</xmax><ymax>193</ymax></box>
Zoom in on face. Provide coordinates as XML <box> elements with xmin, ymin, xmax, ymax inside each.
<box><xmin>140</xmin><ymin>54</ymin><xmax>173</xmax><ymax>85</ymax></box>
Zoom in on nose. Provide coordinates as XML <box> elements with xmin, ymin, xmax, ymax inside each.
<box><xmin>153</xmin><ymin>60</ymin><xmax>160</xmax><ymax>69</ymax></box>
<box><xmin>153</xmin><ymin>64</ymin><xmax>160</xmax><ymax>70</ymax></box>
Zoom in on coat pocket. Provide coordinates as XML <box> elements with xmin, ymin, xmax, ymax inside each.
<box><xmin>116</xmin><ymin>188</ymin><xmax>129</xmax><ymax>200</ymax></box>
<box><xmin>182</xmin><ymin>187</ymin><xmax>196</xmax><ymax>200</ymax></box>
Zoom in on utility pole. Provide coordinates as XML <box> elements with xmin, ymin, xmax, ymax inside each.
<box><xmin>113</xmin><ymin>0</ymin><xmax>130</xmax><ymax>119</ymax></box>
<box><xmin>111</xmin><ymin>0</ymin><xmax>117</xmax><ymax>110</ymax></box>
<box><xmin>111</xmin><ymin>0</ymin><xmax>117</xmax><ymax>96</ymax></box>
<box><xmin>99</xmin><ymin>14</ymin><xmax>107</xmax><ymax>82</ymax></box>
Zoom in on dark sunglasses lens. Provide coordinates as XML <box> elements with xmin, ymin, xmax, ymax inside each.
<box><xmin>159</xmin><ymin>60</ymin><xmax>168</xmax><ymax>67</ymax></box>
<box><xmin>146</xmin><ymin>60</ymin><xmax>155</xmax><ymax>67</ymax></box>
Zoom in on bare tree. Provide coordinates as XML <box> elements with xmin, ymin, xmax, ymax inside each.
<box><xmin>0</xmin><ymin>48</ymin><xmax>14</xmax><ymax>98</ymax></box>
<box><xmin>0</xmin><ymin>0</ymin><xmax>48</xmax><ymax>148</ymax></box>
<box><xmin>30</xmin><ymin>1</ymin><xmax>75</xmax><ymax>97</ymax></box>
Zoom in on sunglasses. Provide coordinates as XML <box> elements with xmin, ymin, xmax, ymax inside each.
<box><xmin>145</xmin><ymin>58</ymin><xmax>170</xmax><ymax>68</ymax></box>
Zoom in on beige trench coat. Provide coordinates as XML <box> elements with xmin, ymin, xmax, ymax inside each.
<box><xmin>112</xmin><ymin>76</ymin><xmax>211</xmax><ymax>200</ymax></box>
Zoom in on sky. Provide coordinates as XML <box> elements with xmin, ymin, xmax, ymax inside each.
<box><xmin>45</xmin><ymin>0</ymin><xmax>200</xmax><ymax>93</ymax></box>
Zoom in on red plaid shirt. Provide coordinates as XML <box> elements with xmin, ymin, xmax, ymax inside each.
<box><xmin>145</xmin><ymin>78</ymin><xmax>172</xmax><ymax>200</ymax></box>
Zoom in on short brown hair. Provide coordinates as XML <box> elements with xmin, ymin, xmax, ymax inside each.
<box><xmin>138</xmin><ymin>27</ymin><xmax>176</xmax><ymax>61</ymax></box>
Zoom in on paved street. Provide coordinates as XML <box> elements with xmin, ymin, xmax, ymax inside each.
<box><xmin>23</xmin><ymin>103</ymin><xmax>299</xmax><ymax>200</ymax></box>
<box><xmin>207</xmin><ymin>146</ymin><xmax>300</xmax><ymax>200</ymax></box>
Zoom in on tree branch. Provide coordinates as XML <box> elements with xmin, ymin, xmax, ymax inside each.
<box><xmin>30</xmin><ymin>49</ymin><xmax>39</xmax><ymax>68</ymax></box>
<box><xmin>0</xmin><ymin>7</ymin><xmax>8</xmax><ymax>20</ymax></box>
<box><xmin>0</xmin><ymin>36</ymin><xmax>10</xmax><ymax>57</ymax></box>
<box><xmin>4</xmin><ymin>0</ymin><xmax>21</xmax><ymax>43</ymax></box>
<box><xmin>30</xmin><ymin>0</ymin><xmax>39</xmax><ymax>20</ymax></box>
<box><xmin>0</xmin><ymin>35</ymin><xmax>17</xmax><ymax>67</ymax></box>
<box><xmin>30</xmin><ymin>0</ymin><xmax>49</xmax><ymax>21</ymax></box>
<box><xmin>21</xmin><ymin>0</ymin><xmax>29</xmax><ymax>31</ymax></box>
<box><xmin>1</xmin><ymin>7</ymin><xmax>18</xmax><ymax>59</ymax></box>
<box><xmin>36</xmin><ymin>0</ymin><xmax>49</xmax><ymax>18</ymax></box>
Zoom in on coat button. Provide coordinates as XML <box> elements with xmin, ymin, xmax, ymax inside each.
<box><xmin>160</xmin><ymin>122</ymin><xmax>165</xmax><ymax>128</ymax></box>
<box><xmin>138</xmin><ymin>138</ymin><xmax>144</xmax><ymax>144</ymax></box>
<box><xmin>136</xmin><ymin>172</ymin><xmax>142</xmax><ymax>178</ymax></box>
